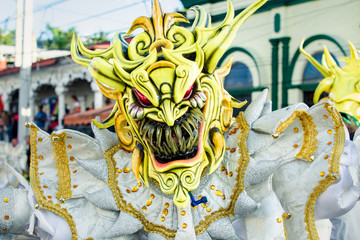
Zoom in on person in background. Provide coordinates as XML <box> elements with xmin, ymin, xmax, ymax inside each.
<box><xmin>71</xmin><ymin>95</ymin><xmax>81</xmax><ymax>113</ymax></box>
<box><xmin>0</xmin><ymin>114</ymin><xmax>4</xmax><ymax>141</ymax></box>
<box><xmin>34</xmin><ymin>105</ymin><xmax>47</xmax><ymax>130</ymax></box>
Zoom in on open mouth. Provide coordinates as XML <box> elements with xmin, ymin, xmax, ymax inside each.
<box><xmin>138</xmin><ymin>108</ymin><xmax>204</xmax><ymax>164</ymax></box>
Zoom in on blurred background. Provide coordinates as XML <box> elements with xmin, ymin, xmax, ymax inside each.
<box><xmin>0</xmin><ymin>0</ymin><xmax>359</xmax><ymax>143</ymax></box>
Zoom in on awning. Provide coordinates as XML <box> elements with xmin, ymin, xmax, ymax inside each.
<box><xmin>63</xmin><ymin>104</ymin><xmax>114</xmax><ymax>126</ymax></box>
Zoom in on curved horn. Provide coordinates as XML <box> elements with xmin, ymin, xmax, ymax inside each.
<box><xmin>200</xmin><ymin>0</ymin><xmax>268</xmax><ymax>73</ymax></box>
<box><xmin>190</xmin><ymin>5</ymin><xmax>211</xmax><ymax>31</ymax></box>
<box><xmin>323</xmin><ymin>45</ymin><xmax>342</xmax><ymax>74</ymax></box>
<box><xmin>349</xmin><ymin>41</ymin><xmax>359</xmax><ymax>60</ymax></box>
<box><xmin>299</xmin><ymin>38</ymin><xmax>331</xmax><ymax>77</ymax></box>
<box><xmin>71</xmin><ymin>34</ymin><xmax>91</xmax><ymax>67</ymax></box>
<box><xmin>313</xmin><ymin>77</ymin><xmax>334</xmax><ymax>104</ymax></box>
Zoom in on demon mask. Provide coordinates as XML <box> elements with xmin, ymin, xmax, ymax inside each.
<box><xmin>71</xmin><ymin>0</ymin><xmax>267</xmax><ymax>208</ymax></box>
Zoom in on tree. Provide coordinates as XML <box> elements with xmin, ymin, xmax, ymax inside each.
<box><xmin>0</xmin><ymin>29</ymin><xmax>15</xmax><ymax>46</ymax></box>
<box><xmin>42</xmin><ymin>24</ymin><xmax>76</xmax><ymax>50</ymax></box>
<box><xmin>84</xmin><ymin>31</ymin><xmax>109</xmax><ymax>46</ymax></box>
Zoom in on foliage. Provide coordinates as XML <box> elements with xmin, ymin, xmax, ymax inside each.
<box><xmin>84</xmin><ymin>31</ymin><xmax>109</xmax><ymax>46</ymax></box>
<box><xmin>0</xmin><ymin>29</ymin><xmax>15</xmax><ymax>46</ymax></box>
<box><xmin>42</xmin><ymin>24</ymin><xmax>76</xmax><ymax>50</ymax></box>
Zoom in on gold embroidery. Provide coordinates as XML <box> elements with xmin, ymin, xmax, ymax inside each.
<box><xmin>304</xmin><ymin>103</ymin><xmax>344</xmax><ymax>239</ymax></box>
<box><xmin>51</xmin><ymin>131</ymin><xmax>72</xmax><ymax>199</ymax></box>
<box><xmin>104</xmin><ymin>143</ymin><xmax>177</xmax><ymax>239</ymax></box>
<box><xmin>29</xmin><ymin>126</ymin><xmax>78</xmax><ymax>239</ymax></box>
<box><xmin>194</xmin><ymin>112</ymin><xmax>250</xmax><ymax>235</ymax></box>
<box><xmin>276</xmin><ymin>110</ymin><xmax>319</xmax><ymax>161</ymax></box>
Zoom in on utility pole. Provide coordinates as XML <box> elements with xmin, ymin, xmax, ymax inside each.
<box><xmin>17</xmin><ymin>0</ymin><xmax>33</xmax><ymax>143</ymax></box>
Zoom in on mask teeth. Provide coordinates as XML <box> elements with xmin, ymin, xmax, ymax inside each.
<box><xmin>140</xmin><ymin>109</ymin><xmax>203</xmax><ymax>158</ymax></box>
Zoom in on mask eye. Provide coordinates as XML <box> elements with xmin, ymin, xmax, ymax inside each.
<box><xmin>134</xmin><ymin>88</ymin><xmax>153</xmax><ymax>107</ymax></box>
<box><xmin>183</xmin><ymin>84</ymin><xmax>193</xmax><ymax>100</ymax></box>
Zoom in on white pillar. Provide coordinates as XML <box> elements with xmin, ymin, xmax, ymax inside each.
<box><xmin>15</xmin><ymin>0</ymin><xmax>23</xmax><ymax>67</ymax></box>
<box><xmin>78</xmin><ymin>95</ymin><xmax>86</xmax><ymax>112</ymax></box>
<box><xmin>55</xmin><ymin>85</ymin><xmax>67</xmax><ymax>129</ymax></box>
<box><xmin>2</xmin><ymin>92</ymin><xmax>10</xmax><ymax>112</ymax></box>
<box><xmin>18</xmin><ymin>0</ymin><xmax>33</xmax><ymax>143</ymax></box>
<box><xmin>29</xmin><ymin>91</ymin><xmax>35</xmax><ymax>122</ymax></box>
<box><xmin>91</xmin><ymin>81</ymin><xmax>103</xmax><ymax>109</ymax></box>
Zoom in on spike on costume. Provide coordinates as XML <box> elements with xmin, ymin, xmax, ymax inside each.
<box><xmin>1</xmin><ymin>0</ymin><xmax>359</xmax><ymax>239</ymax></box>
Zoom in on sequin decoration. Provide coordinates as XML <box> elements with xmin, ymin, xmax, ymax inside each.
<box><xmin>160</xmin><ymin>217</ymin><xmax>165</xmax><ymax>222</ymax></box>
<box><xmin>181</xmin><ymin>211</ymin><xmax>186</xmax><ymax>216</ymax></box>
<box><xmin>132</xmin><ymin>187</ymin><xmax>138</xmax><ymax>192</ymax></box>
<box><xmin>230</xmin><ymin>148</ymin><xmax>236</xmax><ymax>153</ymax></box>
<box><xmin>277</xmin><ymin>218</ymin><xmax>282</xmax><ymax>223</ymax></box>
<box><xmin>182</xmin><ymin>223</ymin><xmax>187</xmax><ymax>228</ymax></box>
<box><xmin>4</xmin><ymin>216</ymin><xmax>9</xmax><ymax>220</ymax></box>
<box><xmin>124</xmin><ymin>168</ymin><xmax>130</xmax><ymax>173</ymax></box>
<box><xmin>210</xmin><ymin>185</ymin><xmax>215</xmax><ymax>190</ymax></box>
<box><xmin>294</xmin><ymin>127</ymin><xmax>299</xmax><ymax>133</ymax></box>
<box><xmin>150</xmin><ymin>194</ymin><xmax>155</xmax><ymax>199</ymax></box>
<box><xmin>39</xmin><ymin>156</ymin><xmax>43</xmax><ymax>160</ymax></box>
<box><xmin>165</xmin><ymin>203</ymin><xmax>169</xmax><ymax>208</ymax></box>
<box><xmin>162</xmin><ymin>209</ymin><xmax>168</xmax><ymax>216</ymax></box>
<box><xmin>324</xmin><ymin>155</ymin><xmax>329</xmax><ymax>159</ymax></box>
<box><xmin>320</xmin><ymin>172</ymin><xmax>325</xmax><ymax>177</ymax></box>
<box><xmin>215</xmin><ymin>190</ymin><xmax>222</xmax><ymax>196</ymax></box>
<box><xmin>146</xmin><ymin>200</ymin><xmax>152</xmax><ymax>206</ymax></box>
<box><xmin>327</xmin><ymin>129</ymin><xmax>333</xmax><ymax>134</ymax></box>
<box><xmin>3</xmin><ymin>198</ymin><xmax>8</xmax><ymax>203</ymax></box>
<box><xmin>293</xmin><ymin>144</ymin><xmax>298</xmax><ymax>148</ymax></box>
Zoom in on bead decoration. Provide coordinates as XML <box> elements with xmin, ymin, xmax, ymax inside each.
<box><xmin>206</xmin><ymin>208</ymin><xmax>211</xmax><ymax>212</ymax></box>
<box><xmin>39</xmin><ymin>156</ymin><xmax>44</xmax><ymax>160</ymax></box>
<box><xmin>73</xmin><ymin>170</ymin><xmax>77</xmax><ymax>173</ymax></box>
<box><xmin>126</xmin><ymin>189</ymin><xmax>131</xmax><ymax>193</ymax></box>
<box><xmin>230</xmin><ymin>148</ymin><xmax>236</xmax><ymax>153</ymax></box>
<box><xmin>117</xmin><ymin>169</ymin><xmax>122</xmax><ymax>173</ymax></box>
<box><xmin>73</xmin><ymin>185</ymin><xmax>78</xmax><ymax>188</ymax></box>
<box><xmin>181</xmin><ymin>211</ymin><xmax>186</xmax><ymax>216</ymax></box>
<box><xmin>3</xmin><ymin>198</ymin><xmax>8</xmax><ymax>203</ymax></box>
<box><xmin>132</xmin><ymin>187</ymin><xmax>138</xmax><ymax>192</ymax></box>
<box><xmin>277</xmin><ymin>218</ymin><xmax>282</xmax><ymax>223</ymax></box>
<box><xmin>40</xmin><ymin>172</ymin><xmax>44</xmax><ymax>175</ymax></box>
<box><xmin>124</xmin><ymin>168</ymin><xmax>130</xmax><ymax>173</ymax></box>
<box><xmin>47</xmin><ymin>195</ymin><xmax>52</xmax><ymax>199</ymax></box>
<box><xmin>67</xmin><ymin>145</ymin><xmax>72</xmax><ymax>149</ymax></box>
<box><xmin>323</xmin><ymin>115</ymin><xmax>328</xmax><ymax>119</ymax></box>
<box><xmin>222</xmin><ymin>195</ymin><xmax>226</xmax><ymax>200</ymax></box>
<box><xmin>272</xmin><ymin>133</ymin><xmax>279</xmax><ymax>139</ymax></box>
<box><xmin>293</xmin><ymin>144</ymin><xmax>298</xmax><ymax>148</ymax></box>
<box><xmin>320</xmin><ymin>172</ymin><xmax>325</xmax><ymax>177</ymax></box>
<box><xmin>4</xmin><ymin>216</ymin><xmax>9</xmax><ymax>220</ymax></box>
<box><xmin>160</xmin><ymin>217</ymin><xmax>165</xmax><ymax>222</ymax></box>
<box><xmin>327</xmin><ymin>129</ymin><xmax>332</xmax><ymax>134</ymax></box>
<box><xmin>229</xmin><ymin>172</ymin><xmax>233</xmax><ymax>177</ymax></box>
<box><xmin>70</xmin><ymin>156</ymin><xmax>75</xmax><ymax>161</ymax></box>
<box><xmin>38</xmin><ymin>138</ymin><xmax>43</xmax><ymax>142</ymax></box>
<box><xmin>162</xmin><ymin>209</ymin><xmax>168</xmax><ymax>216</ymax></box>
<box><xmin>225</xmin><ymin>147</ymin><xmax>230</xmax><ymax>150</ymax></box>
<box><xmin>2</xmin><ymin>228</ymin><xmax>7</xmax><ymax>232</ymax></box>
<box><xmin>182</xmin><ymin>223</ymin><xmax>187</xmax><ymax>228</ymax></box>
<box><xmin>293</xmin><ymin>128</ymin><xmax>299</xmax><ymax>133</ymax></box>
<box><xmin>142</xmin><ymin>206</ymin><xmax>147</xmax><ymax>211</ymax></box>
<box><xmin>210</xmin><ymin>185</ymin><xmax>215</xmax><ymax>190</ymax></box>
<box><xmin>43</xmin><ymin>185</ymin><xmax>48</xmax><ymax>188</ymax></box>
<box><xmin>165</xmin><ymin>203</ymin><xmax>169</xmax><ymax>208</ymax></box>
<box><xmin>215</xmin><ymin>190</ymin><xmax>222</xmax><ymax>196</ymax></box>
<box><xmin>138</xmin><ymin>182</ymin><xmax>142</xmax><ymax>187</ymax></box>
<box><xmin>220</xmin><ymin>166</ymin><xmax>225</xmax><ymax>171</ymax></box>
<box><xmin>150</xmin><ymin>194</ymin><xmax>155</xmax><ymax>199</ymax></box>
<box><xmin>146</xmin><ymin>199</ymin><xmax>152</xmax><ymax>206</ymax></box>
<box><xmin>327</xmin><ymin>142</ymin><xmax>332</xmax><ymax>145</ymax></box>
<box><xmin>324</xmin><ymin>155</ymin><xmax>329</xmax><ymax>159</ymax></box>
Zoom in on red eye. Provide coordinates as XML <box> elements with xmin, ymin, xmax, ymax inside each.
<box><xmin>134</xmin><ymin>88</ymin><xmax>152</xmax><ymax>107</ymax></box>
<box><xmin>183</xmin><ymin>85</ymin><xmax>193</xmax><ymax>100</ymax></box>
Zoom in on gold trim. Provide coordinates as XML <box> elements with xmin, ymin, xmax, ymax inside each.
<box><xmin>51</xmin><ymin>131</ymin><xmax>72</xmax><ymax>199</ymax></box>
<box><xmin>194</xmin><ymin>112</ymin><xmax>250</xmax><ymax>235</ymax></box>
<box><xmin>105</xmin><ymin>112</ymin><xmax>251</xmax><ymax>239</ymax></box>
<box><xmin>104</xmin><ymin>143</ymin><xmax>177</xmax><ymax>239</ymax></box>
<box><xmin>304</xmin><ymin>103</ymin><xmax>344</xmax><ymax>239</ymax></box>
<box><xmin>276</xmin><ymin>110</ymin><xmax>319</xmax><ymax>161</ymax></box>
<box><xmin>29</xmin><ymin>126</ymin><xmax>78</xmax><ymax>239</ymax></box>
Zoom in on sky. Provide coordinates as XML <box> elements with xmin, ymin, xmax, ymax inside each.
<box><xmin>0</xmin><ymin>0</ymin><xmax>184</xmax><ymax>41</ymax></box>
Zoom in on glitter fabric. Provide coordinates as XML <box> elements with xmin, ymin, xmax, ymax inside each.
<box><xmin>206</xmin><ymin>217</ymin><xmax>238</xmax><ymax>240</ymax></box>
<box><xmin>0</xmin><ymin>187</ymin><xmax>14</xmax><ymax>237</ymax></box>
<box><xmin>76</xmin><ymin>158</ymin><xmax>109</xmax><ymax>182</ymax></box>
<box><xmin>83</xmin><ymin>187</ymin><xmax>119</xmax><ymax>211</ymax></box>
<box><xmin>102</xmin><ymin>211</ymin><xmax>143</xmax><ymax>238</ymax></box>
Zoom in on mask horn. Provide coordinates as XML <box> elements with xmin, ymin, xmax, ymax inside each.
<box><xmin>299</xmin><ymin>39</ymin><xmax>331</xmax><ymax>77</ymax></box>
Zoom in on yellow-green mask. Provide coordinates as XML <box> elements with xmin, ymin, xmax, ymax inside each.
<box><xmin>300</xmin><ymin>40</ymin><xmax>360</xmax><ymax>121</ymax></box>
<box><xmin>71</xmin><ymin>0</ymin><xmax>267</xmax><ymax>208</ymax></box>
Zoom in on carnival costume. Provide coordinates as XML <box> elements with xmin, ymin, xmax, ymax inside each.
<box><xmin>301</xmin><ymin>42</ymin><xmax>360</xmax><ymax>240</ymax></box>
<box><xmin>0</xmin><ymin>141</ymin><xmax>27</xmax><ymax>188</ymax></box>
<box><xmin>0</xmin><ymin>0</ymin><xmax>359</xmax><ymax>239</ymax></box>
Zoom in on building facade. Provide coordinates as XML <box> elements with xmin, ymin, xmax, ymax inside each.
<box><xmin>181</xmin><ymin>0</ymin><xmax>360</xmax><ymax>110</ymax></box>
